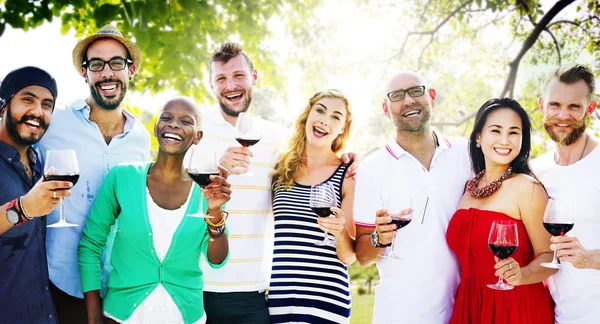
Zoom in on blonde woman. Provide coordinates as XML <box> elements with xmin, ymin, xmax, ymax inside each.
<box><xmin>268</xmin><ymin>89</ymin><xmax>356</xmax><ymax>323</ymax></box>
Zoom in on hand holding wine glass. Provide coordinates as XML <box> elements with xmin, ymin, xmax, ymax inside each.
<box><xmin>316</xmin><ymin>206</ymin><xmax>346</xmax><ymax>240</ymax></box>
<box><xmin>541</xmin><ymin>198</ymin><xmax>574</xmax><ymax>269</ymax></box>
<box><xmin>44</xmin><ymin>150</ymin><xmax>80</xmax><ymax>228</ymax></box>
<box><xmin>487</xmin><ymin>220</ymin><xmax>519</xmax><ymax>290</ymax></box>
<box><xmin>310</xmin><ymin>182</ymin><xmax>338</xmax><ymax>247</ymax></box>
<box><xmin>378</xmin><ymin>196</ymin><xmax>413</xmax><ymax>259</ymax></box>
<box><xmin>19</xmin><ymin>175</ymin><xmax>72</xmax><ymax>219</ymax></box>
<box><xmin>187</xmin><ymin>146</ymin><xmax>220</xmax><ymax>218</ymax></box>
<box><xmin>203</xmin><ymin>165</ymin><xmax>231</xmax><ymax>216</ymax></box>
<box><xmin>233</xmin><ymin>112</ymin><xmax>261</xmax><ymax>176</ymax></box>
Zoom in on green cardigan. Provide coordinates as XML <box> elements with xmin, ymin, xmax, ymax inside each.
<box><xmin>78</xmin><ymin>162</ymin><xmax>228</xmax><ymax>323</ymax></box>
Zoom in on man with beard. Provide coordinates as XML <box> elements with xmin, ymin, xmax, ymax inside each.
<box><xmin>192</xmin><ymin>42</ymin><xmax>360</xmax><ymax>324</ymax></box>
<box><xmin>0</xmin><ymin>66</ymin><xmax>73</xmax><ymax>323</ymax></box>
<box><xmin>354</xmin><ymin>72</ymin><xmax>472</xmax><ymax>323</ymax></box>
<box><xmin>36</xmin><ymin>25</ymin><xmax>150</xmax><ymax>324</ymax></box>
<box><xmin>532</xmin><ymin>64</ymin><xmax>600</xmax><ymax>323</ymax></box>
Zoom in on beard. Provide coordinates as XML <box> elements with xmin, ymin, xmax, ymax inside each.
<box><xmin>217</xmin><ymin>89</ymin><xmax>253</xmax><ymax>117</ymax></box>
<box><xmin>4</xmin><ymin>104</ymin><xmax>48</xmax><ymax>146</ymax></box>
<box><xmin>544</xmin><ymin>115</ymin><xmax>587</xmax><ymax>146</ymax></box>
<box><xmin>89</xmin><ymin>78</ymin><xmax>127</xmax><ymax>111</ymax></box>
<box><xmin>393</xmin><ymin>102</ymin><xmax>431</xmax><ymax>133</ymax></box>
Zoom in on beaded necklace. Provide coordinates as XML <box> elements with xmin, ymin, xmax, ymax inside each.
<box><xmin>466</xmin><ymin>167</ymin><xmax>513</xmax><ymax>198</ymax></box>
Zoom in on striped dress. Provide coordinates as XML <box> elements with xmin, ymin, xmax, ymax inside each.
<box><xmin>268</xmin><ymin>164</ymin><xmax>351</xmax><ymax>324</ymax></box>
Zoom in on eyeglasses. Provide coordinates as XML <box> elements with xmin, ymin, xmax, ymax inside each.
<box><xmin>83</xmin><ymin>58</ymin><xmax>132</xmax><ymax>72</ymax></box>
<box><xmin>386</xmin><ymin>85</ymin><xmax>426</xmax><ymax>102</ymax></box>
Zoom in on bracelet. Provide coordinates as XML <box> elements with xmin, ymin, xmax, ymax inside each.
<box><xmin>205</xmin><ymin>210</ymin><xmax>229</xmax><ymax>228</ymax></box>
<box><xmin>207</xmin><ymin>224</ymin><xmax>226</xmax><ymax>238</ymax></box>
<box><xmin>18</xmin><ymin>197</ymin><xmax>32</xmax><ymax>220</ymax></box>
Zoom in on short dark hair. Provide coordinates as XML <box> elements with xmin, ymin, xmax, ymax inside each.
<box><xmin>469</xmin><ymin>98</ymin><xmax>534</xmax><ymax>177</ymax></box>
<box><xmin>551</xmin><ymin>64</ymin><xmax>596</xmax><ymax>99</ymax></box>
<box><xmin>209</xmin><ymin>42</ymin><xmax>254</xmax><ymax>76</ymax></box>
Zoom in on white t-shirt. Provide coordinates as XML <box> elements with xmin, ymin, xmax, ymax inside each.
<box><xmin>354</xmin><ymin>133</ymin><xmax>472</xmax><ymax>324</ymax></box>
<box><xmin>532</xmin><ymin>144</ymin><xmax>600</xmax><ymax>324</ymax></box>
<box><xmin>193</xmin><ymin>110</ymin><xmax>285</xmax><ymax>292</ymax></box>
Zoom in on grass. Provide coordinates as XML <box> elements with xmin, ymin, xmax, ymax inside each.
<box><xmin>350</xmin><ymin>290</ymin><xmax>374</xmax><ymax>323</ymax></box>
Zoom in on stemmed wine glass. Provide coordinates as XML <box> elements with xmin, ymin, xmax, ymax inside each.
<box><xmin>487</xmin><ymin>220</ymin><xmax>519</xmax><ymax>290</ymax></box>
<box><xmin>234</xmin><ymin>112</ymin><xmax>261</xmax><ymax>176</ymax></box>
<box><xmin>309</xmin><ymin>182</ymin><xmax>337</xmax><ymax>247</ymax></box>
<box><xmin>541</xmin><ymin>198</ymin><xmax>575</xmax><ymax>269</ymax></box>
<box><xmin>44</xmin><ymin>150</ymin><xmax>80</xmax><ymax>228</ymax></box>
<box><xmin>379</xmin><ymin>195</ymin><xmax>412</xmax><ymax>259</ymax></box>
<box><xmin>187</xmin><ymin>146</ymin><xmax>219</xmax><ymax>218</ymax></box>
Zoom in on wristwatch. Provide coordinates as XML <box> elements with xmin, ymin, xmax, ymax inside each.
<box><xmin>371</xmin><ymin>230</ymin><xmax>390</xmax><ymax>248</ymax></box>
<box><xmin>6</xmin><ymin>199</ymin><xmax>28</xmax><ymax>226</ymax></box>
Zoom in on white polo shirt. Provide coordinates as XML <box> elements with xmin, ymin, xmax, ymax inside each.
<box><xmin>194</xmin><ymin>109</ymin><xmax>285</xmax><ymax>292</ymax></box>
<box><xmin>532</xmin><ymin>145</ymin><xmax>600</xmax><ymax>324</ymax></box>
<box><xmin>354</xmin><ymin>133</ymin><xmax>471</xmax><ymax>324</ymax></box>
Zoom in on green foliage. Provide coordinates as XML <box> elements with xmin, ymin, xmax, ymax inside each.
<box><xmin>0</xmin><ymin>0</ymin><xmax>322</xmax><ymax>106</ymax></box>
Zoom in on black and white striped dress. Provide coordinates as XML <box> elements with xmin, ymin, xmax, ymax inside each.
<box><xmin>268</xmin><ymin>164</ymin><xmax>351</xmax><ymax>324</ymax></box>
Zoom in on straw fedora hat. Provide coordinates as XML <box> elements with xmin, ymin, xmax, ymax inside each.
<box><xmin>72</xmin><ymin>24</ymin><xmax>142</xmax><ymax>74</ymax></box>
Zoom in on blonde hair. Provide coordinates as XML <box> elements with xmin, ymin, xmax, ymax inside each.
<box><xmin>272</xmin><ymin>89</ymin><xmax>352</xmax><ymax>191</ymax></box>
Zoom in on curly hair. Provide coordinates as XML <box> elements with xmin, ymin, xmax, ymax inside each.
<box><xmin>272</xmin><ymin>89</ymin><xmax>352</xmax><ymax>191</ymax></box>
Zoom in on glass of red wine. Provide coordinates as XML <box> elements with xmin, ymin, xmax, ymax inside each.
<box><xmin>44</xmin><ymin>150</ymin><xmax>80</xmax><ymax>228</ymax></box>
<box><xmin>541</xmin><ymin>198</ymin><xmax>574</xmax><ymax>269</ymax></box>
<box><xmin>487</xmin><ymin>220</ymin><xmax>519</xmax><ymax>290</ymax></box>
<box><xmin>309</xmin><ymin>182</ymin><xmax>337</xmax><ymax>247</ymax></box>
<box><xmin>186</xmin><ymin>146</ymin><xmax>219</xmax><ymax>218</ymax></box>
<box><xmin>379</xmin><ymin>196</ymin><xmax>412</xmax><ymax>259</ymax></box>
<box><xmin>233</xmin><ymin>112</ymin><xmax>261</xmax><ymax>176</ymax></box>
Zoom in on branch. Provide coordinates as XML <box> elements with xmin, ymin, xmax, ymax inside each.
<box><xmin>544</xmin><ymin>28</ymin><xmax>562</xmax><ymax>65</ymax></box>
<box><xmin>389</xmin><ymin>0</ymin><xmax>474</xmax><ymax>62</ymax></box>
<box><xmin>417</xmin><ymin>36</ymin><xmax>435</xmax><ymax>70</ymax></box>
<box><xmin>121</xmin><ymin>2</ymin><xmax>132</xmax><ymax>27</ymax></box>
<box><xmin>547</xmin><ymin>16</ymin><xmax>600</xmax><ymax>29</ymax></box>
<box><xmin>500</xmin><ymin>0</ymin><xmax>576</xmax><ymax>97</ymax></box>
<box><xmin>418</xmin><ymin>0</ymin><xmax>432</xmax><ymax>21</ymax></box>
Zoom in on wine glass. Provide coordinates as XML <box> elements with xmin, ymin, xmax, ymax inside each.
<box><xmin>541</xmin><ymin>198</ymin><xmax>575</xmax><ymax>269</ymax></box>
<box><xmin>233</xmin><ymin>112</ymin><xmax>261</xmax><ymax>176</ymax></box>
<box><xmin>487</xmin><ymin>220</ymin><xmax>519</xmax><ymax>290</ymax></box>
<box><xmin>187</xmin><ymin>146</ymin><xmax>219</xmax><ymax>218</ymax></box>
<box><xmin>379</xmin><ymin>196</ymin><xmax>412</xmax><ymax>259</ymax></box>
<box><xmin>44</xmin><ymin>150</ymin><xmax>80</xmax><ymax>228</ymax></box>
<box><xmin>309</xmin><ymin>182</ymin><xmax>337</xmax><ymax>247</ymax></box>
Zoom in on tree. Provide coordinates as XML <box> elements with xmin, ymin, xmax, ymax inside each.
<box><xmin>349</xmin><ymin>262</ymin><xmax>379</xmax><ymax>294</ymax></box>
<box><xmin>0</xmin><ymin>0</ymin><xmax>321</xmax><ymax>104</ymax></box>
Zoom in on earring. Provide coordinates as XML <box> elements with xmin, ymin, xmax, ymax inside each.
<box><xmin>476</xmin><ymin>143</ymin><xmax>481</xmax><ymax>148</ymax></box>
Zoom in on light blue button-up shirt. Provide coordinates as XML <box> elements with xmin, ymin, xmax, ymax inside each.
<box><xmin>36</xmin><ymin>98</ymin><xmax>150</xmax><ymax>298</ymax></box>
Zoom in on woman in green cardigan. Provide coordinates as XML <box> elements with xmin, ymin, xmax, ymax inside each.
<box><xmin>79</xmin><ymin>98</ymin><xmax>231</xmax><ymax>324</ymax></box>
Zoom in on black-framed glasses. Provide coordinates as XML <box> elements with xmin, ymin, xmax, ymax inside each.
<box><xmin>387</xmin><ymin>85</ymin><xmax>426</xmax><ymax>102</ymax></box>
<box><xmin>83</xmin><ymin>58</ymin><xmax>132</xmax><ymax>72</ymax></box>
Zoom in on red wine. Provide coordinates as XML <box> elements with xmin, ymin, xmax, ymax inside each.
<box><xmin>235</xmin><ymin>137</ymin><xmax>260</xmax><ymax>147</ymax></box>
<box><xmin>188</xmin><ymin>172</ymin><xmax>218</xmax><ymax>188</ymax></box>
<box><xmin>543</xmin><ymin>222</ymin><xmax>574</xmax><ymax>236</ymax></box>
<box><xmin>488</xmin><ymin>244</ymin><xmax>518</xmax><ymax>259</ymax></box>
<box><xmin>390</xmin><ymin>217</ymin><xmax>411</xmax><ymax>230</ymax></box>
<box><xmin>44</xmin><ymin>174</ymin><xmax>80</xmax><ymax>185</ymax></box>
<box><xmin>311</xmin><ymin>207</ymin><xmax>332</xmax><ymax>217</ymax></box>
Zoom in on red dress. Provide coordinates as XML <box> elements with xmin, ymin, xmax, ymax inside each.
<box><xmin>446</xmin><ymin>208</ymin><xmax>554</xmax><ymax>324</ymax></box>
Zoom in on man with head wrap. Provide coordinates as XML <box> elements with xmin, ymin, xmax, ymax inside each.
<box><xmin>0</xmin><ymin>66</ymin><xmax>72</xmax><ymax>323</ymax></box>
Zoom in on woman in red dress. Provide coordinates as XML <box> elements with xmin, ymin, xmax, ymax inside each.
<box><xmin>446</xmin><ymin>98</ymin><xmax>556</xmax><ymax>323</ymax></box>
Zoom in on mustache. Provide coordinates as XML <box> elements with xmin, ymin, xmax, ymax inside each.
<box><xmin>20</xmin><ymin>115</ymin><xmax>47</xmax><ymax>129</ymax></box>
<box><xmin>544</xmin><ymin>117</ymin><xmax>582</xmax><ymax>128</ymax></box>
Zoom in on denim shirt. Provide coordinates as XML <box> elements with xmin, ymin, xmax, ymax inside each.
<box><xmin>36</xmin><ymin>98</ymin><xmax>150</xmax><ymax>298</ymax></box>
<box><xmin>0</xmin><ymin>142</ymin><xmax>58</xmax><ymax>323</ymax></box>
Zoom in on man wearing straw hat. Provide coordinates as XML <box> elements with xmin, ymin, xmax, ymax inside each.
<box><xmin>36</xmin><ymin>25</ymin><xmax>150</xmax><ymax>323</ymax></box>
